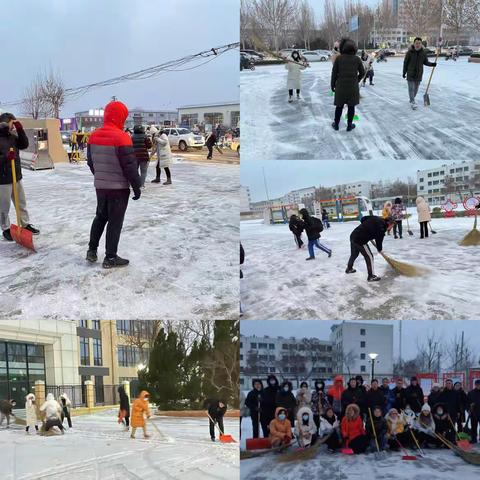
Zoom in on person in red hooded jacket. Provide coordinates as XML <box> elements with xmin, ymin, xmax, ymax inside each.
<box><xmin>86</xmin><ymin>101</ymin><xmax>141</xmax><ymax>268</ymax></box>
<box><xmin>327</xmin><ymin>375</ymin><xmax>345</xmax><ymax>418</ymax></box>
<box><xmin>341</xmin><ymin>403</ymin><xmax>368</xmax><ymax>453</ymax></box>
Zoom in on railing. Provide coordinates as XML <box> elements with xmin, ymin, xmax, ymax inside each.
<box><xmin>45</xmin><ymin>385</ymin><xmax>87</xmax><ymax>408</ymax></box>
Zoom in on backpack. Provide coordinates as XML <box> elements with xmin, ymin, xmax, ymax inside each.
<box><xmin>311</xmin><ymin>216</ymin><xmax>324</xmax><ymax>233</ymax></box>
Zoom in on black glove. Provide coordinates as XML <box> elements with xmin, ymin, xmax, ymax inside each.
<box><xmin>402</xmin><ymin>73</ymin><xmax>406</xmax><ymax>79</ymax></box>
<box><xmin>432</xmin><ymin>62</ymin><xmax>437</xmax><ymax>67</ymax></box>
<box><xmin>132</xmin><ymin>190</ymin><xmax>141</xmax><ymax>201</ymax></box>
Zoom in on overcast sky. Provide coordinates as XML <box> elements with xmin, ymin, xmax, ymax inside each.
<box><xmin>241</xmin><ymin>320</ymin><xmax>480</xmax><ymax>363</ymax></box>
<box><xmin>0</xmin><ymin>0</ymin><xmax>239</xmax><ymax>117</ymax></box>
<box><xmin>241</xmin><ymin>160</ymin><xmax>456</xmax><ymax>202</ymax></box>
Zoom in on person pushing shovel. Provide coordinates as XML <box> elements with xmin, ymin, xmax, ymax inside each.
<box><xmin>204</xmin><ymin>398</ymin><xmax>227</xmax><ymax>442</ymax></box>
<box><xmin>403</xmin><ymin>37</ymin><xmax>437</xmax><ymax>110</ymax></box>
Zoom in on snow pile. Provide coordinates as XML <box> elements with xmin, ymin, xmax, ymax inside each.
<box><xmin>240</xmin><ymin>215</ymin><xmax>480</xmax><ymax>320</ymax></box>
<box><xmin>0</xmin><ymin>409</ymin><xmax>239</xmax><ymax>480</ymax></box>
<box><xmin>241</xmin><ymin>57</ymin><xmax>480</xmax><ymax>160</ymax></box>
<box><xmin>0</xmin><ymin>160</ymin><xmax>239</xmax><ymax>320</ymax></box>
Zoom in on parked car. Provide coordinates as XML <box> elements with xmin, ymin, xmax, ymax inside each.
<box><xmin>241</xmin><ymin>49</ymin><xmax>264</xmax><ymax>60</ymax></box>
<box><xmin>164</xmin><ymin>127</ymin><xmax>205</xmax><ymax>151</ymax></box>
<box><xmin>459</xmin><ymin>46</ymin><xmax>473</xmax><ymax>55</ymax></box>
<box><xmin>302</xmin><ymin>50</ymin><xmax>329</xmax><ymax>62</ymax></box>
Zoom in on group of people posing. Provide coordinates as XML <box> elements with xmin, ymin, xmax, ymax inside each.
<box><xmin>242</xmin><ymin>374</ymin><xmax>480</xmax><ymax>454</ymax></box>
<box><xmin>284</xmin><ymin>36</ymin><xmax>437</xmax><ymax>131</ymax></box>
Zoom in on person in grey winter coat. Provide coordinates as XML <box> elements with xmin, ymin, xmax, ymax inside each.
<box><xmin>0</xmin><ymin>399</ymin><xmax>16</xmax><ymax>427</ymax></box>
<box><xmin>403</xmin><ymin>38</ymin><xmax>437</xmax><ymax>109</ymax></box>
<box><xmin>331</xmin><ymin>38</ymin><xmax>365</xmax><ymax>132</ymax></box>
<box><xmin>152</xmin><ymin>130</ymin><xmax>172</xmax><ymax>185</ymax></box>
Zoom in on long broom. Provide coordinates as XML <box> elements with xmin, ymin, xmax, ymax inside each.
<box><xmin>409</xmin><ymin>428</ymin><xmax>426</xmax><ymax>457</ymax></box>
<box><xmin>371</xmin><ymin>242</ymin><xmax>429</xmax><ymax>277</ymax></box>
<box><xmin>459</xmin><ymin>213</ymin><xmax>480</xmax><ymax>246</ymax></box>
<box><xmin>430</xmin><ymin>430</ymin><xmax>480</xmax><ymax>466</ymax></box>
<box><xmin>429</xmin><ymin>222</ymin><xmax>437</xmax><ymax>234</ymax></box>
<box><xmin>368</xmin><ymin>408</ymin><xmax>386</xmax><ymax>460</ymax></box>
<box><xmin>448</xmin><ymin>417</ymin><xmax>472</xmax><ymax>451</ymax></box>
<box><xmin>277</xmin><ymin>431</ymin><xmax>333</xmax><ymax>463</ymax></box>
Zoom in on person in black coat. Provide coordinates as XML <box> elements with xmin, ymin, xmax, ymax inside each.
<box><xmin>260</xmin><ymin>374</ymin><xmax>279</xmax><ymax>435</ymax></box>
<box><xmin>331</xmin><ymin>38</ymin><xmax>365</xmax><ymax>132</ymax></box>
<box><xmin>402</xmin><ymin>37</ymin><xmax>437</xmax><ymax>109</ymax></box>
<box><xmin>467</xmin><ymin>379</ymin><xmax>480</xmax><ymax>443</ymax></box>
<box><xmin>367</xmin><ymin>379</ymin><xmax>386</xmax><ymax>413</ymax></box>
<box><xmin>340</xmin><ymin>378</ymin><xmax>362</xmax><ymax>418</ymax></box>
<box><xmin>366</xmin><ymin>406</ymin><xmax>388</xmax><ymax>451</ymax></box>
<box><xmin>404</xmin><ymin>376</ymin><xmax>424</xmax><ymax>414</ymax></box>
<box><xmin>299</xmin><ymin>208</ymin><xmax>332</xmax><ymax>261</ymax></box>
<box><xmin>439</xmin><ymin>379</ymin><xmax>460</xmax><ymax>429</ymax></box>
<box><xmin>289</xmin><ymin>214</ymin><xmax>304</xmax><ymax>249</ymax></box>
<box><xmin>205</xmin><ymin>131</ymin><xmax>217</xmax><ymax>160</ymax></box>
<box><xmin>390</xmin><ymin>378</ymin><xmax>406</xmax><ymax>412</ymax></box>
<box><xmin>0</xmin><ymin>399</ymin><xmax>16</xmax><ymax>427</ymax></box>
<box><xmin>432</xmin><ymin>402</ymin><xmax>456</xmax><ymax>445</ymax></box>
<box><xmin>0</xmin><ymin>113</ymin><xmax>39</xmax><ymax>241</ymax></box>
<box><xmin>245</xmin><ymin>379</ymin><xmax>265</xmax><ymax>438</ymax></box>
<box><xmin>346</xmin><ymin>215</ymin><xmax>392</xmax><ymax>282</ymax></box>
<box><xmin>454</xmin><ymin>381</ymin><xmax>468</xmax><ymax>432</ymax></box>
<box><xmin>379</xmin><ymin>378</ymin><xmax>391</xmax><ymax>414</ymax></box>
<box><xmin>321</xmin><ymin>209</ymin><xmax>330</xmax><ymax>229</ymax></box>
<box><xmin>428</xmin><ymin>383</ymin><xmax>442</xmax><ymax>409</ymax></box>
<box><xmin>203</xmin><ymin>398</ymin><xmax>227</xmax><ymax>441</ymax></box>
<box><xmin>118</xmin><ymin>385</ymin><xmax>131</xmax><ymax>430</ymax></box>
<box><xmin>131</xmin><ymin>125</ymin><xmax>152</xmax><ymax>188</ymax></box>
<box><xmin>275</xmin><ymin>381</ymin><xmax>297</xmax><ymax>427</ymax></box>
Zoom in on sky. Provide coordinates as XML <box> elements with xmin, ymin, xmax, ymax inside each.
<box><xmin>241</xmin><ymin>320</ymin><xmax>480</xmax><ymax>363</ymax></box>
<box><xmin>0</xmin><ymin>0</ymin><xmax>239</xmax><ymax>117</ymax></box>
<box><xmin>241</xmin><ymin>160</ymin><xmax>457</xmax><ymax>202</ymax></box>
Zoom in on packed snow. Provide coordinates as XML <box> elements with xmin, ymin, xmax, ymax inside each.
<box><xmin>0</xmin><ymin>159</ymin><xmax>239</xmax><ymax>320</ymax></box>
<box><xmin>240</xmin><ymin>211</ymin><xmax>480</xmax><ymax>320</ymax></box>
<box><xmin>240</xmin><ymin>419</ymin><xmax>480</xmax><ymax>480</ymax></box>
<box><xmin>0</xmin><ymin>409</ymin><xmax>239</xmax><ymax>480</ymax></box>
<box><xmin>241</xmin><ymin>56</ymin><xmax>480</xmax><ymax>160</ymax></box>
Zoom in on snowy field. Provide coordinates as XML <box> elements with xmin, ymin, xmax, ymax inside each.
<box><xmin>0</xmin><ymin>159</ymin><xmax>239</xmax><ymax>320</ymax></box>
<box><xmin>240</xmin><ymin>420</ymin><xmax>480</xmax><ymax>480</ymax></box>
<box><xmin>0</xmin><ymin>409</ymin><xmax>239</xmax><ymax>480</ymax></box>
<box><xmin>240</xmin><ymin>211</ymin><xmax>480</xmax><ymax>320</ymax></box>
<box><xmin>241</xmin><ymin>57</ymin><xmax>480</xmax><ymax>160</ymax></box>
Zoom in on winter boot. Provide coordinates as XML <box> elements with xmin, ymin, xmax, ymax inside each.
<box><xmin>345</xmin><ymin>268</ymin><xmax>356</xmax><ymax>274</ymax></box>
<box><xmin>163</xmin><ymin>179</ymin><xmax>172</xmax><ymax>185</ymax></box>
<box><xmin>331</xmin><ymin>122</ymin><xmax>339</xmax><ymax>131</ymax></box>
<box><xmin>151</xmin><ymin>178</ymin><xmax>160</xmax><ymax>183</ymax></box>
<box><xmin>367</xmin><ymin>275</ymin><xmax>381</xmax><ymax>282</ymax></box>
<box><xmin>86</xmin><ymin>249</ymin><xmax>98</xmax><ymax>263</ymax></box>
<box><xmin>288</xmin><ymin>95</ymin><xmax>293</xmax><ymax>103</ymax></box>
<box><xmin>297</xmin><ymin>92</ymin><xmax>301</xmax><ymax>100</ymax></box>
<box><xmin>305</xmin><ymin>256</ymin><xmax>315</xmax><ymax>261</ymax></box>
<box><xmin>346</xmin><ymin>123</ymin><xmax>356</xmax><ymax>132</ymax></box>
<box><xmin>2</xmin><ymin>229</ymin><xmax>13</xmax><ymax>241</ymax></box>
<box><xmin>211</xmin><ymin>437</ymin><xmax>216</xmax><ymax>442</ymax></box>
<box><xmin>328</xmin><ymin>251</ymin><xmax>332</xmax><ymax>258</ymax></box>
<box><xmin>25</xmin><ymin>224</ymin><xmax>40</xmax><ymax>235</ymax></box>
<box><xmin>410</xmin><ymin>101</ymin><xmax>418</xmax><ymax>110</ymax></box>
<box><xmin>102</xmin><ymin>255</ymin><xmax>130</xmax><ymax>269</ymax></box>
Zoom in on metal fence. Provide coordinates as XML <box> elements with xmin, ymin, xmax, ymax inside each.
<box><xmin>45</xmin><ymin>384</ymin><xmax>123</xmax><ymax>407</ymax></box>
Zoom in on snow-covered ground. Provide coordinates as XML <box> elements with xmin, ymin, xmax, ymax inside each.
<box><xmin>0</xmin><ymin>159</ymin><xmax>239</xmax><ymax>320</ymax></box>
<box><xmin>241</xmin><ymin>57</ymin><xmax>480</xmax><ymax>160</ymax></box>
<box><xmin>240</xmin><ymin>419</ymin><xmax>480</xmax><ymax>480</ymax></box>
<box><xmin>240</xmin><ymin>211</ymin><xmax>480</xmax><ymax>320</ymax></box>
<box><xmin>0</xmin><ymin>409</ymin><xmax>239</xmax><ymax>480</ymax></box>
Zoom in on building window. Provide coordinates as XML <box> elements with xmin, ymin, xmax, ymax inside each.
<box><xmin>180</xmin><ymin>113</ymin><xmax>198</xmax><ymax>127</ymax></box>
<box><xmin>240</xmin><ymin>354</ymin><xmax>243</xmax><ymax>361</ymax></box>
<box><xmin>93</xmin><ymin>338</ymin><xmax>102</xmax><ymax>366</ymax></box>
<box><xmin>361</xmin><ymin>365</ymin><xmax>366</xmax><ymax>372</ymax></box>
<box><xmin>269</xmin><ymin>344</ymin><xmax>275</xmax><ymax>350</ymax></box>
<box><xmin>231</xmin><ymin>111</ymin><xmax>240</xmax><ymax>127</ymax></box>
<box><xmin>360</xmin><ymin>329</ymin><xmax>366</xmax><ymax>336</ymax></box>
<box><xmin>250</xmin><ymin>343</ymin><xmax>257</xmax><ymax>349</ymax></box>
<box><xmin>258</xmin><ymin>343</ymin><xmax>267</xmax><ymax>349</ymax></box>
<box><xmin>79</xmin><ymin>320</ymin><xmax>88</xmax><ymax>328</ymax></box>
<box><xmin>80</xmin><ymin>337</ymin><xmax>90</xmax><ymax>366</ymax></box>
<box><xmin>92</xmin><ymin>320</ymin><xmax>101</xmax><ymax>330</ymax></box>
<box><xmin>360</xmin><ymin>353</ymin><xmax>366</xmax><ymax>360</ymax></box>
<box><xmin>117</xmin><ymin>345</ymin><xmax>141</xmax><ymax>367</ymax></box>
<box><xmin>204</xmin><ymin>112</ymin><xmax>224</xmax><ymax>126</ymax></box>
<box><xmin>360</xmin><ymin>341</ymin><xmax>366</xmax><ymax>348</ymax></box>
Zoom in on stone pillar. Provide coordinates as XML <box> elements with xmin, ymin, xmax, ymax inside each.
<box><xmin>121</xmin><ymin>380</ymin><xmax>130</xmax><ymax>401</ymax></box>
<box><xmin>34</xmin><ymin>380</ymin><xmax>45</xmax><ymax>406</ymax></box>
<box><xmin>85</xmin><ymin>381</ymin><xmax>94</xmax><ymax>408</ymax></box>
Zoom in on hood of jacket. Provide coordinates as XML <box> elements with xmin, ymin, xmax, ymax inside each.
<box><xmin>0</xmin><ymin>122</ymin><xmax>11</xmax><ymax>136</ymax></box>
<box><xmin>267</xmin><ymin>374</ymin><xmax>279</xmax><ymax>388</ymax></box>
<box><xmin>46</xmin><ymin>393</ymin><xmax>54</xmax><ymax>401</ymax></box>
<box><xmin>139</xmin><ymin>390</ymin><xmax>150</xmax><ymax>400</ymax></box>
<box><xmin>416</xmin><ymin>196</ymin><xmax>426</xmax><ymax>207</ymax></box>
<box><xmin>103</xmin><ymin>101</ymin><xmax>129</xmax><ymax>130</ymax></box>
<box><xmin>345</xmin><ymin>403</ymin><xmax>360</xmax><ymax>418</ymax></box>
<box><xmin>25</xmin><ymin>393</ymin><xmax>36</xmax><ymax>406</ymax></box>
<box><xmin>251</xmin><ymin>378</ymin><xmax>264</xmax><ymax>389</ymax></box>
<box><xmin>280</xmin><ymin>381</ymin><xmax>293</xmax><ymax>393</ymax></box>
<box><xmin>327</xmin><ymin>376</ymin><xmax>345</xmax><ymax>400</ymax></box>
<box><xmin>299</xmin><ymin>208</ymin><xmax>310</xmax><ymax>219</ymax></box>
<box><xmin>275</xmin><ymin>406</ymin><xmax>288</xmax><ymax>420</ymax></box>
<box><xmin>59</xmin><ymin>393</ymin><xmax>71</xmax><ymax>404</ymax></box>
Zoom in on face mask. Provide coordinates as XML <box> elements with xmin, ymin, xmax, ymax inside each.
<box><xmin>279</xmin><ymin>414</ymin><xmax>286</xmax><ymax>421</ymax></box>
<box><xmin>283</xmin><ymin>386</ymin><xmax>289</xmax><ymax>392</ymax></box>
<box><xmin>302</xmin><ymin>414</ymin><xmax>309</xmax><ymax>422</ymax></box>
<box><xmin>437</xmin><ymin>410</ymin><xmax>443</xmax><ymax>415</ymax></box>
<box><xmin>269</xmin><ymin>380</ymin><xmax>276</xmax><ymax>386</ymax></box>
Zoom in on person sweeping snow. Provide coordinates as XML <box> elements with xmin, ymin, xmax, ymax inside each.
<box><xmin>58</xmin><ymin>393</ymin><xmax>72</xmax><ymax>428</ymax></box>
<box><xmin>416</xmin><ymin>196</ymin><xmax>431</xmax><ymax>239</ymax></box>
<box><xmin>360</xmin><ymin>50</ymin><xmax>374</xmax><ymax>86</ymax></box>
<box><xmin>40</xmin><ymin>393</ymin><xmax>65</xmax><ymax>435</ymax></box>
<box><xmin>299</xmin><ymin>208</ymin><xmax>332</xmax><ymax>261</ymax></box>
<box><xmin>0</xmin><ymin>399</ymin><xmax>16</xmax><ymax>428</ymax></box>
<box><xmin>288</xmin><ymin>214</ymin><xmax>304</xmax><ymax>249</ymax></box>
<box><xmin>130</xmin><ymin>390</ymin><xmax>151</xmax><ymax>439</ymax></box>
<box><xmin>331</xmin><ymin>38</ymin><xmax>365</xmax><ymax>131</ymax></box>
<box><xmin>204</xmin><ymin>398</ymin><xmax>227</xmax><ymax>442</ymax></box>
<box><xmin>285</xmin><ymin>50</ymin><xmax>307</xmax><ymax>103</ymax></box>
<box><xmin>118</xmin><ymin>385</ymin><xmax>131</xmax><ymax>431</ymax></box>
<box><xmin>403</xmin><ymin>37</ymin><xmax>437</xmax><ymax>110</ymax></box>
<box><xmin>25</xmin><ymin>393</ymin><xmax>39</xmax><ymax>433</ymax></box>
<box><xmin>345</xmin><ymin>215</ymin><xmax>392</xmax><ymax>282</ymax></box>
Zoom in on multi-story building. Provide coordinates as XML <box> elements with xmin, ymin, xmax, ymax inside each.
<box><xmin>332</xmin><ymin>181</ymin><xmax>372</xmax><ymax>198</ymax></box>
<box><xmin>240</xmin><ymin>335</ymin><xmax>333</xmax><ymax>389</ymax></box>
<box><xmin>0</xmin><ymin>320</ymin><xmax>153</xmax><ymax>406</ymax></box>
<box><xmin>178</xmin><ymin>102</ymin><xmax>240</xmax><ymax>129</ymax></box>
<box><xmin>240</xmin><ymin>186</ymin><xmax>252</xmax><ymax>214</ymax></box>
<box><xmin>281</xmin><ymin>187</ymin><xmax>316</xmax><ymax>205</ymax></box>
<box><xmin>417</xmin><ymin>161</ymin><xmax>480</xmax><ymax>205</ymax></box>
<box><xmin>330</xmin><ymin>322</ymin><xmax>394</xmax><ymax>378</ymax></box>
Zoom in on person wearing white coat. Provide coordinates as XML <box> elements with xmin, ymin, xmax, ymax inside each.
<box><xmin>40</xmin><ymin>393</ymin><xmax>65</xmax><ymax>434</ymax></box>
<box><xmin>152</xmin><ymin>131</ymin><xmax>172</xmax><ymax>185</ymax></box>
<box><xmin>25</xmin><ymin>393</ymin><xmax>39</xmax><ymax>433</ymax></box>
<box><xmin>294</xmin><ymin>406</ymin><xmax>317</xmax><ymax>448</ymax></box>
<box><xmin>416</xmin><ymin>196</ymin><xmax>431</xmax><ymax>239</ymax></box>
<box><xmin>286</xmin><ymin>50</ymin><xmax>306</xmax><ymax>102</ymax></box>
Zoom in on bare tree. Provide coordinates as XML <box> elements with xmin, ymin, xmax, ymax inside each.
<box><xmin>122</xmin><ymin>320</ymin><xmax>163</xmax><ymax>361</ymax></box>
<box><xmin>241</xmin><ymin>0</ymin><xmax>253</xmax><ymax>49</ymax></box>
<box><xmin>331</xmin><ymin>347</ymin><xmax>358</xmax><ymax>376</ymax></box>
<box><xmin>322</xmin><ymin>0</ymin><xmax>347</xmax><ymax>48</ymax></box>
<box><xmin>402</xmin><ymin>0</ymin><xmax>441</xmax><ymax>42</ymax></box>
<box><xmin>244</xmin><ymin>350</ymin><xmax>271</xmax><ymax>376</ymax></box>
<box><xmin>443</xmin><ymin>0</ymin><xmax>480</xmax><ymax>46</ymax></box>
<box><xmin>445</xmin><ymin>332</ymin><xmax>476</xmax><ymax>371</ymax></box>
<box><xmin>22</xmin><ymin>74</ymin><xmax>47</xmax><ymax>119</ymax></box>
<box><xmin>40</xmin><ymin>69</ymin><xmax>65</xmax><ymax>118</ymax></box>
<box><xmin>297</xmin><ymin>0</ymin><xmax>316</xmax><ymax>49</ymax></box>
<box><xmin>416</xmin><ymin>331</ymin><xmax>444</xmax><ymax>372</ymax></box>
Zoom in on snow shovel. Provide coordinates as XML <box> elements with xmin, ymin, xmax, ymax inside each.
<box><xmin>429</xmin><ymin>222</ymin><xmax>437</xmax><ymax>234</ymax></box>
<box><xmin>449</xmin><ymin>417</ymin><xmax>472</xmax><ymax>451</ymax></box>
<box><xmin>395</xmin><ymin>437</ymin><xmax>417</xmax><ymax>460</ymax></box>
<box><xmin>341</xmin><ymin>447</ymin><xmax>354</xmax><ymax>455</ymax></box>
<box><xmin>423</xmin><ymin>49</ymin><xmax>440</xmax><ymax>106</ymax></box>
<box><xmin>409</xmin><ymin>428</ymin><xmax>426</xmax><ymax>457</ymax></box>
<box><xmin>368</xmin><ymin>408</ymin><xmax>386</xmax><ymax>460</ymax></box>
<box><xmin>405</xmin><ymin>215</ymin><xmax>414</xmax><ymax>236</ymax></box>
<box><xmin>8</xmin><ymin>149</ymin><xmax>35</xmax><ymax>252</ymax></box>
<box><xmin>207</xmin><ymin>413</ymin><xmax>236</xmax><ymax>443</ymax></box>
<box><xmin>245</xmin><ymin>410</ymin><xmax>268</xmax><ymax>449</ymax></box>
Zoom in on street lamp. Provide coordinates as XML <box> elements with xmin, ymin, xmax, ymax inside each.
<box><xmin>368</xmin><ymin>353</ymin><xmax>379</xmax><ymax>382</ymax></box>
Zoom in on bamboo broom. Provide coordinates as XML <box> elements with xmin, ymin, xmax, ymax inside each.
<box><xmin>459</xmin><ymin>213</ymin><xmax>480</xmax><ymax>246</ymax></box>
<box><xmin>277</xmin><ymin>431</ymin><xmax>333</xmax><ymax>463</ymax></box>
<box><xmin>371</xmin><ymin>242</ymin><xmax>429</xmax><ymax>277</ymax></box>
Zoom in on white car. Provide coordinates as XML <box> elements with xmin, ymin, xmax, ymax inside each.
<box><xmin>302</xmin><ymin>50</ymin><xmax>329</xmax><ymax>62</ymax></box>
<box><xmin>163</xmin><ymin>127</ymin><xmax>205</xmax><ymax>151</ymax></box>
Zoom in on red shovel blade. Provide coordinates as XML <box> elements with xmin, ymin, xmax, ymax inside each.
<box><xmin>341</xmin><ymin>448</ymin><xmax>354</xmax><ymax>455</ymax></box>
<box><xmin>220</xmin><ymin>434</ymin><xmax>236</xmax><ymax>443</ymax></box>
<box><xmin>402</xmin><ymin>455</ymin><xmax>417</xmax><ymax>461</ymax></box>
<box><xmin>10</xmin><ymin>224</ymin><xmax>35</xmax><ymax>252</ymax></box>
<box><xmin>246</xmin><ymin>438</ymin><xmax>271</xmax><ymax>450</ymax></box>
<box><xmin>457</xmin><ymin>440</ymin><xmax>472</xmax><ymax>451</ymax></box>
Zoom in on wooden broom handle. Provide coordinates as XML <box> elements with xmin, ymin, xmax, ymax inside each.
<box><xmin>425</xmin><ymin>48</ymin><xmax>441</xmax><ymax>95</ymax></box>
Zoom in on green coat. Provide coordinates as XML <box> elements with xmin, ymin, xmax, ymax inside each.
<box><xmin>331</xmin><ymin>54</ymin><xmax>365</xmax><ymax>107</ymax></box>
<box><xmin>403</xmin><ymin>46</ymin><xmax>436</xmax><ymax>82</ymax></box>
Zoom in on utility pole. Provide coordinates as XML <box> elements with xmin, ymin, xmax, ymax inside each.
<box><xmin>460</xmin><ymin>330</ymin><xmax>464</xmax><ymax>369</ymax></box>
<box><xmin>399</xmin><ymin>320</ymin><xmax>403</xmax><ymax>364</ymax></box>
<box><xmin>262</xmin><ymin>167</ymin><xmax>271</xmax><ymax>206</ymax></box>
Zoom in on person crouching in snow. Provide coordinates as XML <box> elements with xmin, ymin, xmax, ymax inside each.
<box><xmin>118</xmin><ymin>385</ymin><xmax>131</xmax><ymax>431</ymax></box>
<box><xmin>414</xmin><ymin>403</ymin><xmax>437</xmax><ymax>448</ymax></box>
<box><xmin>319</xmin><ymin>407</ymin><xmax>342</xmax><ymax>451</ymax></box>
<box><xmin>416</xmin><ymin>196</ymin><xmax>431</xmax><ymax>239</ymax></box>
<box><xmin>269</xmin><ymin>407</ymin><xmax>292</xmax><ymax>447</ymax></box>
<box><xmin>403</xmin><ymin>37</ymin><xmax>437</xmax><ymax>110</ymax></box>
<box><xmin>385</xmin><ymin>408</ymin><xmax>410</xmax><ymax>450</ymax></box>
<box><xmin>391</xmin><ymin>197</ymin><xmax>405</xmax><ymax>239</ymax></box>
<box><xmin>0</xmin><ymin>399</ymin><xmax>16</xmax><ymax>428</ymax></box>
<box><xmin>0</xmin><ymin>113</ymin><xmax>40</xmax><ymax>242</ymax></box>
<box><xmin>289</xmin><ymin>214</ymin><xmax>304</xmax><ymax>249</ymax></box>
<box><xmin>131</xmin><ymin>390</ymin><xmax>151</xmax><ymax>439</ymax></box>
<box><xmin>294</xmin><ymin>406</ymin><xmax>317</xmax><ymax>448</ymax></box>
<box><xmin>331</xmin><ymin>38</ymin><xmax>365</xmax><ymax>132</ymax></box>
<box><xmin>152</xmin><ymin>129</ymin><xmax>172</xmax><ymax>185</ymax></box>
<box><xmin>25</xmin><ymin>393</ymin><xmax>39</xmax><ymax>433</ymax></box>
<box><xmin>360</xmin><ymin>50</ymin><xmax>374</xmax><ymax>86</ymax></box>
<box><xmin>58</xmin><ymin>393</ymin><xmax>72</xmax><ymax>428</ymax></box>
<box><xmin>432</xmin><ymin>402</ymin><xmax>456</xmax><ymax>445</ymax></box>
<box><xmin>286</xmin><ymin>50</ymin><xmax>306</xmax><ymax>102</ymax></box>
<box><xmin>40</xmin><ymin>393</ymin><xmax>65</xmax><ymax>435</ymax></box>
<box><xmin>204</xmin><ymin>398</ymin><xmax>227</xmax><ymax>442</ymax></box>
<box><xmin>341</xmin><ymin>403</ymin><xmax>368</xmax><ymax>453</ymax></box>
<box><xmin>366</xmin><ymin>406</ymin><xmax>388</xmax><ymax>451</ymax></box>
<box><xmin>86</xmin><ymin>101</ymin><xmax>142</xmax><ymax>269</ymax></box>
<box><xmin>346</xmin><ymin>215</ymin><xmax>392</xmax><ymax>282</ymax></box>
<box><xmin>299</xmin><ymin>208</ymin><xmax>332</xmax><ymax>261</ymax></box>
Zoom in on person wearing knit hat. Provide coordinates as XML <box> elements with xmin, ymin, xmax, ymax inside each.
<box><xmin>413</xmin><ymin>403</ymin><xmax>437</xmax><ymax>448</ymax></box>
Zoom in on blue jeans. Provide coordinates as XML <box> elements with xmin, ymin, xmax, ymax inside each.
<box><xmin>308</xmin><ymin>239</ymin><xmax>331</xmax><ymax>258</ymax></box>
